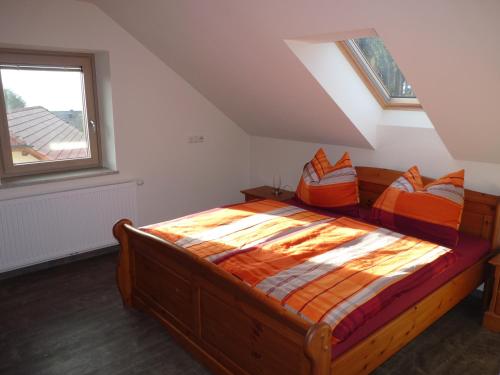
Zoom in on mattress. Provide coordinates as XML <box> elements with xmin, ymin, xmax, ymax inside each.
<box><xmin>141</xmin><ymin>199</ymin><xmax>490</xmax><ymax>357</ymax></box>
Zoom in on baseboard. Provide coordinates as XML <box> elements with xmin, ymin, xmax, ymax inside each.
<box><xmin>0</xmin><ymin>245</ymin><xmax>119</xmax><ymax>281</ymax></box>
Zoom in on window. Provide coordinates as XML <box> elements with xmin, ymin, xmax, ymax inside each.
<box><xmin>0</xmin><ymin>50</ymin><xmax>101</xmax><ymax>178</ymax></box>
<box><xmin>338</xmin><ymin>37</ymin><xmax>421</xmax><ymax>109</ymax></box>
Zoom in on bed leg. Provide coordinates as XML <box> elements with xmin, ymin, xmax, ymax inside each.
<box><xmin>305</xmin><ymin>322</ymin><xmax>332</xmax><ymax>375</ymax></box>
<box><xmin>113</xmin><ymin>219</ymin><xmax>134</xmax><ymax>308</ymax></box>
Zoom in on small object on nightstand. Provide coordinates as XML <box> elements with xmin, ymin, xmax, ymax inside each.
<box><xmin>272</xmin><ymin>175</ymin><xmax>282</xmax><ymax>196</ymax></box>
<box><xmin>241</xmin><ymin>186</ymin><xmax>295</xmax><ymax>203</ymax></box>
<box><xmin>484</xmin><ymin>253</ymin><xmax>500</xmax><ymax>332</ymax></box>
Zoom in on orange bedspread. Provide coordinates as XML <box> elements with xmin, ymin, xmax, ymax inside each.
<box><xmin>142</xmin><ymin>199</ymin><xmax>455</xmax><ymax>343</ymax></box>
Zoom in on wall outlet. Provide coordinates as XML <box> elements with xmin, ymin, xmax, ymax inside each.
<box><xmin>188</xmin><ymin>135</ymin><xmax>205</xmax><ymax>143</ymax></box>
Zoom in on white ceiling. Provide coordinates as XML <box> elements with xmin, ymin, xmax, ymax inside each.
<box><xmin>83</xmin><ymin>0</ymin><xmax>500</xmax><ymax>162</ymax></box>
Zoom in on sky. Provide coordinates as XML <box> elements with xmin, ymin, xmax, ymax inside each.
<box><xmin>1</xmin><ymin>68</ymin><xmax>84</xmax><ymax>112</ymax></box>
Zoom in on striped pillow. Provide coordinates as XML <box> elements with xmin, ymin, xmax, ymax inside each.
<box><xmin>371</xmin><ymin>166</ymin><xmax>465</xmax><ymax>247</ymax></box>
<box><xmin>296</xmin><ymin>149</ymin><xmax>359</xmax><ymax>215</ymax></box>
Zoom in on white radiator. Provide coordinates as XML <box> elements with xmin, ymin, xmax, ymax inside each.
<box><xmin>0</xmin><ymin>181</ymin><xmax>137</xmax><ymax>273</ymax></box>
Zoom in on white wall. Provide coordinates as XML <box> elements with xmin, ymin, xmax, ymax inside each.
<box><xmin>85</xmin><ymin>0</ymin><xmax>500</xmax><ymax>164</ymax></box>
<box><xmin>250</xmin><ymin>128</ymin><xmax>500</xmax><ymax>196</ymax></box>
<box><xmin>285</xmin><ymin>40</ymin><xmax>380</xmax><ymax>148</ymax></box>
<box><xmin>1</xmin><ymin>0</ymin><xmax>498</xmax><ymax>242</ymax></box>
<box><xmin>0</xmin><ymin>0</ymin><xmax>250</xmax><ymax>226</ymax></box>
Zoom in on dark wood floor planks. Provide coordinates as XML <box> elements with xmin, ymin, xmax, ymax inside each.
<box><xmin>1</xmin><ymin>253</ymin><xmax>499</xmax><ymax>375</ymax></box>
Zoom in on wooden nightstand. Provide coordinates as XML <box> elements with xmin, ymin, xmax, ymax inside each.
<box><xmin>484</xmin><ymin>253</ymin><xmax>500</xmax><ymax>332</ymax></box>
<box><xmin>241</xmin><ymin>186</ymin><xmax>295</xmax><ymax>202</ymax></box>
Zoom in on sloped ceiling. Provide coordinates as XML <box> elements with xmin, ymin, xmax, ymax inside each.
<box><xmin>83</xmin><ymin>0</ymin><xmax>500</xmax><ymax>162</ymax></box>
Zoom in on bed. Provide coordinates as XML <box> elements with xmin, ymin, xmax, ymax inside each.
<box><xmin>113</xmin><ymin>166</ymin><xmax>500</xmax><ymax>375</ymax></box>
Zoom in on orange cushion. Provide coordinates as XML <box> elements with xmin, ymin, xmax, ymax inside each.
<box><xmin>371</xmin><ymin>166</ymin><xmax>465</xmax><ymax>246</ymax></box>
<box><xmin>296</xmin><ymin>149</ymin><xmax>359</xmax><ymax>214</ymax></box>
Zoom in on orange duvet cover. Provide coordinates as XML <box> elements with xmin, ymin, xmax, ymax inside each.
<box><xmin>142</xmin><ymin>199</ymin><xmax>456</xmax><ymax>344</ymax></box>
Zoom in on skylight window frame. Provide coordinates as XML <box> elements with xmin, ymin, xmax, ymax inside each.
<box><xmin>337</xmin><ymin>40</ymin><xmax>422</xmax><ymax>110</ymax></box>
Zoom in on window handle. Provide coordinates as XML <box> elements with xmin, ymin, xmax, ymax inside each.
<box><xmin>89</xmin><ymin>120</ymin><xmax>96</xmax><ymax>132</ymax></box>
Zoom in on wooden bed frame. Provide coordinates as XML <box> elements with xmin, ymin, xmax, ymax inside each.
<box><xmin>113</xmin><ymin>166</ymin><xmax>500</xmax><ymax>375</ymax></box>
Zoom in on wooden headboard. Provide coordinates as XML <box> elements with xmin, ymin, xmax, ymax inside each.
<box><xmin>355</xmin><ymin>166</ymin><xmax>500</xmax><ymax>250</ymax></box>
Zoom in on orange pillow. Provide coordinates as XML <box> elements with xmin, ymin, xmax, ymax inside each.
<box><xmin>296</xmin><ymin>149</ymin><xmax>359</xmax><ymax>215</ymax></box>
<box><xmin>371</xmin><ymin>166</ymin><xmax>465</xmax><ymax>247</ymax></box>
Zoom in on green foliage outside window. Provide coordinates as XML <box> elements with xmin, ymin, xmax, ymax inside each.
<box><xmin>354</xmin><ymin>37</ymin><xmax>415</xmax><ymax>98</ymax></box>
<box><xmin>3</xmin><ymin>88</ymin><xmax>26</xmax><ymax>112</ymax></box>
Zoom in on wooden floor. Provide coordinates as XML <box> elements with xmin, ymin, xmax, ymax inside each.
<box><xmin>1</xmin><ymin>253</ymin><xmax>499</xmax><ymax>375</ymax></box>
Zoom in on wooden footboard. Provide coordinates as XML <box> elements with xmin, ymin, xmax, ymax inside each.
<box><xmin>113</xmin><ymin>219</ymin><xmax>331</xmax><ymax>375</ymax></box>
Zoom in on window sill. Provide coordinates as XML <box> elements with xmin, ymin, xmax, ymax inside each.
<box><xmin>379</xmin><ymin>110</ymin><xmax>434</xmax><ymax>129</ymax></box>
<box><xmin>0</xmin><ymin>168</ymin><xmax>119</xmax><ymax>189</ymax></box>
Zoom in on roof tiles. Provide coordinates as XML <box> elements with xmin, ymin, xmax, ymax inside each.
<box><xmin>7</xmin><ymin>106</ymin><xmax>88</xmax><ymax>161</ymax></box>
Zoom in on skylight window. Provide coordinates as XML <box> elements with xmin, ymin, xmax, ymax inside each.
<box><xmin>339</xmin><ymin>37</ymin><xmax>421</xmax><ymax>109</ymax></box>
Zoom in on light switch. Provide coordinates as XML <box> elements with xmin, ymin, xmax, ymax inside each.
<box><xmin>188</xmin><ymin>136</ymin><xmax>205</xmax><ymax>143</ymax></box>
